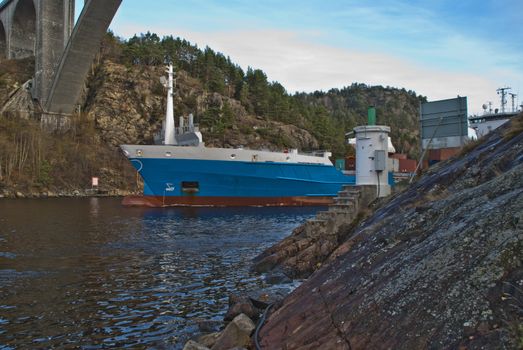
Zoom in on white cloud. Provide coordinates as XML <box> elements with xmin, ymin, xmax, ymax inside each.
<box><xmin>116</xmin><ymin>23</ymin><xmax>521</xmax><ymax>115</ymax></box>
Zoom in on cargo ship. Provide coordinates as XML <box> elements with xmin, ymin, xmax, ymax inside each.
<box><xmin>121</xmin><ymin>65</ymin><xmax>354</xmax><ymax>207</ymax></box>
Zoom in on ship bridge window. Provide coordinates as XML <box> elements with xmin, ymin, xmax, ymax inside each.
<box><xmin>181</xmin><ymin>181</ymin><xmax>199</xmax><ymax>193</ymax></box>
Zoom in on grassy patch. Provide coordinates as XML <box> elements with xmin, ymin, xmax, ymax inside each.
<box><xmin>503</xmin><ymin>114</ymin><xmax>523</xmax><ymax>141</ymax></box>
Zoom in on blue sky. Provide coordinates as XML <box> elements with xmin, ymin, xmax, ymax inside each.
<box><xmin>77</xmin><ymin>0</ymin><xmax>523</xmax><ymax>114</ymax></box>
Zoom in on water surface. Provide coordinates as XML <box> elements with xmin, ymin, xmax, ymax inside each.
<box><xmin>0</xmin><ymin>198</ymin><xmax>319</xmax><ymax>349</ymax></box>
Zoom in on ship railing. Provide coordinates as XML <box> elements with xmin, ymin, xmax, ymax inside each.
<box><xmin>298</xmin><ymin>150</ymin><xmax>332</xmax><ymax>158</ymax></box>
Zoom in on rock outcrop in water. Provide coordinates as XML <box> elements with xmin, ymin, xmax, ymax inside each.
<box><xmin>257</xmin><ymin>116</ymin><xmax>523</xmax><ymax>349</ymax></box>
<box><xmin>252</xmin><ymin>185</ymin><xmax>377</xmax><ymax>278</ymax></box>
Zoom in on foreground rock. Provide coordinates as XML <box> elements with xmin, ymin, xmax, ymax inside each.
<box><xmin>183</xmin><ymin>340</ymin><xmax>211</xmax><ymax>350</ymax></box>
<box><xmin>224</xmin><ymin>294</ymin><xmax>260</xmax><ymax>322</ymax></box>
<box><xmin>197</xmin><ymin>332</ymin><xmax>221</xmax><ymax>348</ymax></box>
<box><xmin>211</xmin><ymin>313</ymin><xmax>255</xmax><ymax>350</ymax></box>
<box><xmin>258</xmin><ymin>117</ymin><xmax>523</xmax><ymax>349</ymax></box>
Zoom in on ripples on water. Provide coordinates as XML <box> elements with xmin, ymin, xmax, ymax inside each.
<box><xmin>0</xmin><ymin>198</ymin><xmax>320</xmax><ymax>349</ymax></box>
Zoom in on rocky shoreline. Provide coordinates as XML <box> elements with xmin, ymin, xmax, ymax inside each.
<box><xmin>0</xmin><ymin>188</ymin><xmax>136</xmax><ymax>199</ymax></box>
<box><xmin>181</xmin><ymin>281</ymin><xmax>298</xmax><ymax>350</ymax></box>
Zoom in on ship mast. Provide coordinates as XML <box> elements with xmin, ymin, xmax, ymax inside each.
<box><xmin>164</xmin><ymin>64</ymin><xmax>176</xmax><ymax>145</ymax></box>
<box><xmin>496</xmin><ymin>87</ymin><xmax>511</xmax><ymax>114</ymax></box>
<box><xmin>509</xmin><ymin>93</ymin><xmax>517</xmax><ymax>112</ymax></box>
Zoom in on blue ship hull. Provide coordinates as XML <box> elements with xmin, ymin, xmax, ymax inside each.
<box><xmin>125</xmin><ymin>157</ymin><xmax>355</xmax><ymax>207</ymax></box>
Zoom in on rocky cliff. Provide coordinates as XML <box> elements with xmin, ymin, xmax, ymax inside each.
<box><xmin>0</xmin><ymin>58</ymin><xmax>36</xmax><ymax>119</ymax></box>
<box><xmin>84</xmin><ymin>61</ymin><xmax>320</xmax><ymax>151</ymax></box>
<box><xmin>257</xmin><ymin>116</ymin><xmax>523</xmax><ymax>349</ymax></box>
<box><xmin>0</xmin><ymin>58</ymin><xmax>34</xmax><ymax>106</ymax></box>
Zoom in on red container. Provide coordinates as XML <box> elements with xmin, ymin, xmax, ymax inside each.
<box><xmin>428</xmin><ymin>147</ymin><xmax>460</xmax><ymax>161</ymax></box>
<box><xmin>440</xmin><ymin>147</ymin><xmax>460</xmax><ymax>160</ymax></box>
<box><xmin>391</xmin><ymin>153</ymin><xmax>407</xmax><ymax>160</ymax></box>
<box><xmin>428</xmin><ymin>149</ymin><xmax>441</xmax><ymax>161</ymax></box>
<box><xmin>399</xmin><ymin>159</ymin><xmax>417</xmax><ymax>173</ymax></box>
<box><xmin>345</xmin><ymin>156</ymin><xmax>356</xmax><ymax>171</ymax></box>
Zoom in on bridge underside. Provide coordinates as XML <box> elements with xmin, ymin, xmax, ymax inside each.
<box><xmin>10</xmin><ymin>0</ymin><xmax>36</xmax><ymax>58</ymax></box>
<box><xmin>45</xmin><ymin>0</ymin><xmax>122</xmax><ymax>115</ymax></box>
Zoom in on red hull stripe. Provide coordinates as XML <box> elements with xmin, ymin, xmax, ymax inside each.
<box><xmin>122</xmin><ymin>195</ymin><xmax>334</xmax><ymax>207</ymax></box>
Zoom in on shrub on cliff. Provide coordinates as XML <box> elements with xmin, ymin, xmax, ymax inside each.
<box><xmin>0</xmin><ymin>113</ymin><xmax>135</xmax><ymax>194</ymax></box>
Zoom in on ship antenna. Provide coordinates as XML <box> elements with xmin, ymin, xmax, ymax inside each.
<box><xmin>164</xmin><ymin>63</ymin><xmax>176</xmax><ymax>145</ymax></box>
<box><xmin>496</xmin><ymin>87</ymin><xmax>511</xmax><ymax>114</ymax></box>
<box><xmin>509</xmin><ymin>93</ymin><xmax>517</xmax><ymax>112</ymax></box>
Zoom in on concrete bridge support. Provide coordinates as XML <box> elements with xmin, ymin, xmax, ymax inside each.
<box><xmin>0</xmin><ymin>0</ymin><xmax>74</xmax><ymax>103</ymax></box>
<box><xmin>0</xmin><ymin>0</ymin><xmax>121</xmax><ymax>118</ymax></box>
<box><xmin>34</xmin><ymin>0</ymin><xmax>75</xmax><ymax>103</ymax></box>
<box><xmin>45</xmin><ymin>0</ymin><xmax>122</xmax><ymax>114</ymax></box>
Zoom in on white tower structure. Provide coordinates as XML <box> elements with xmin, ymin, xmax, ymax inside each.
<box><xmin>164</xmin><ymin>64</ymin><xmax>176</xmax><ymax>145</ymax></box>
<box><xmin>354</xmin><ymin>125</ymin><xmax>391</xmax><ymax>197</ymax></box>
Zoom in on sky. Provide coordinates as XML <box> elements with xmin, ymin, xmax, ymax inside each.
<box><xmin>77</xmin><ymin>0</ymin><xmax>523</xmax><ymax>115</ymax></box>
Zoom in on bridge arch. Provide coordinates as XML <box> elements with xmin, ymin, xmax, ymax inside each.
<box><xmin>0</xmin><ymin>20</ymin><xmax>6</xmax><ymax>59</ymax></box>
<box><xmin>11</xmin><ymin>0</ymin><xmax>36</xmax><ymax>58</ymax></box>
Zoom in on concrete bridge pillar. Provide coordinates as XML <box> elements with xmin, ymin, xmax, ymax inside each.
<box><xmin>45</xmin><ymin>0</ymin><xmax>122</xmax><ymax>114</ymax></box>
<box><xmin>1</xmin><ymin>0</ymin><xmax>121</xmax><ymax>118</ymax></box>
<box><xmin>0</xmin><ymin>0</ymin><xmax>74</xmax><ymax>103</ymax></box>
<box><xmin>33</xmin><ymin>0</ymin><xmax>75</xmax><ymax>103</ymax></box>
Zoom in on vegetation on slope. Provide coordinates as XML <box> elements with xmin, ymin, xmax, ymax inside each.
<box><xmin>296</xmin><ymin>85</ymin><xmax>425</xmax><ymax>157</ymax></box>
<box><xmin>0</xmin><ymin>112</ymin><xmax>136</xmax><ymax>196</ymax></box>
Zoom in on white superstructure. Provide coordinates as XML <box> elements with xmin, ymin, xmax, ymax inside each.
<box><xmin>121</xmin><ymin>144</ymin><xmax>333</xmax><ymax>165</ymax></box>
<box><xmin>469</xmin><ymin>114</ymin><xmax>517</xmax><ymax>137</ymax></box>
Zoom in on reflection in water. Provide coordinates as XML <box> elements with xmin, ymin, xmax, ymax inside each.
<box><xmin>0</xmin><ymin>198</ymin><xmax>320</xmax><ymax>349</ymax></box>
<box><xmin>89</xmin><ymin>197</ymin><xmax>100</xmax><ymax>218</ymax></box>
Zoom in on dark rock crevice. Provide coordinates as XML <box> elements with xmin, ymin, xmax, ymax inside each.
<box><xmin>317</xmin><ymin>285</ymin><xmax>352</xmax><ymax>350</ymax></box>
